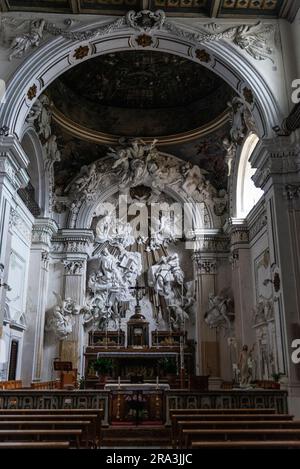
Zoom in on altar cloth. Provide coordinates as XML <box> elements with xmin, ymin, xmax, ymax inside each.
<box><xmin>104</xmin><ymin>383</ymin><xmax>170</xmax><ymax>391</ymax></box>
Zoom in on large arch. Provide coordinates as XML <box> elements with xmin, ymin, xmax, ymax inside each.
<box><xmin>0</xmin><ymin>15</ymin><xmax>282</xmax><ymax>142</ymax></box>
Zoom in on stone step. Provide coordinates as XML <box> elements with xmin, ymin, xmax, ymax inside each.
<box><xmin>101</xmin><ymin>425</ymin><xmax>171</xmax><ymax>447</ymax></box>
<box><xmin>101</xmin><ymin>437</ymin><xmax>171</xmax><ymax>447</ymax></box>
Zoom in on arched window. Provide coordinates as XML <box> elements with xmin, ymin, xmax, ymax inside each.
<box><xmin>236</xmin><ymin>133</ymin><xmax>263</xmax><ymax>218</ymax></box>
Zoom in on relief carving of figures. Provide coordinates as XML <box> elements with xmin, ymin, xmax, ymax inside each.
<box><xmin>146</xmin><ymin>212</ymin><xmax>178</xmax><ymax>252</ymax></box>
<box><xmin>9</xmin><ymin>19</ymin><xmax>46</xmax><ymax>60</ymax></box>
<box><xmin>84</xmin><ymin>246</ymin><xmax>142</xmax><ymax>330</ymax></box>
<box><xmin>44</xmin><ymin>292</ymin><xmax>80</xmax><ymax>340</ymax></box>
<box><xmin>204</xmin><ymin>290</ymin><xmax>234</xmax><ymax>332</ymax></box>
<box><xmin>148</xmin><ymin>253</ymin><xmax>192</xmax><ymax>329</ymax></box>
<box><xmin>68</xmin><ymin>163</ymin><xmax>99</xmax><ymax>200</ymax></box>
<box><xmin>148</xmin><ymin>253</ymin><xmax>184</xmax><ymax>299</ymax></box>
<box><xmin>252</xmin><ymin>296</ymin><xmax>274</xmax><ymax>325</ymax></box>
<box><xmin>96</xmin><ymin>216</ymin><xmax>135</xmax><ymax>249</ymax></box>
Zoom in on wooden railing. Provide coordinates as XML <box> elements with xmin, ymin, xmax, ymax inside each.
<box><xmin>0</xmin><ymin>390</ymin><xmax>109</xmax><ymax>426</ymax></box>
<box><xmin>30</xmin><ymin>381</ymin><xmax>59</xmax><ymax>390</ymax></box>
<box><xmin>0</xmin><ymin>380</ymin><xmax>23</xmax><ymax>390</ymax></box>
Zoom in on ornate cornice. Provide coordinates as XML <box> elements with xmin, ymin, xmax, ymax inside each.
<box><xmin>226</xmin><ymin>218</ymin><xmax>249</xmax><ymax>247</ymax></box>
<box><xmin>189</xmin><ymin>231</ymin><xmax>230</xmax><ymax>253</ymax></box>
<box><xmin>51</xmin><ymin>229</ymin><xmax>94</xmax><ymax>255</ymax></box>
<box><xmin>3</xmin><ymin>10</ymin><xmax>276</xmax><ymax>63</ymax></box>
<box><xmin>250</xmin><ymin>138</ymin><xmax>300</xmax><ymax>189</ymax></box>
<box><xmin>0</xmin><ymin>136</ymin><xmax>29</xmax><ymax>190</ymax></box>
<box><xmin>31</xmin><ymin>218</ymin><xmax>58</xmax><ymax>246</ymax></box>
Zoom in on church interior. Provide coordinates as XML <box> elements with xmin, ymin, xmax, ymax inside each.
<box><xmin>0</xmin><ymin>0</ymin><xmax>300</xmax><ymax>450</ymax></box>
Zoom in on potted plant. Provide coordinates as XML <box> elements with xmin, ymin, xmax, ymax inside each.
<box><xmin>271</xmin><ymin>372</ymin><xmax>283</xmax><ymax>389</ymax></box>
<box><xmin>158</xmin><ymin>357</ymin><xmax>177</xmax><ymax>382</ymax></box>
<box><xmin>92</xmin><ymin>357</ymin><xmax>113</xmax><ymax>381</ymax></box>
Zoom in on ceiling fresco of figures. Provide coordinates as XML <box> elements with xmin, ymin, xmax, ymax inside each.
<box><xmin>48</xmin><ymin>51</ymin><xmax>234</xmax><ymax>137</ymax></box>
<box><xmin>2</xmin><ymin>0</ymin><xmax>291</xmax><ymax>18</ymax></box>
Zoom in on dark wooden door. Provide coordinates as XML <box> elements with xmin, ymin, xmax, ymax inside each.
<box><xmin>8</xmin><ymin>340</ymin><xmax>18</xmax><ymax>380</ymax></box>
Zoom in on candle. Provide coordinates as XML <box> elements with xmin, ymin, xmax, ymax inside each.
<box><xmin>118</xmin><ymin>376</ymin><xmax>121</xmax><ymax>388</ymax></box>
<box><xmin>156</xmin><ymin>375</ymin><xmax>159</xmax><ymax>386</ymax></box>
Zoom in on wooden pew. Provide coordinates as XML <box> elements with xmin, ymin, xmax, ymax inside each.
<box><xmin>170</xmin><ymin>408</ymin><xmax>276</xmax><ymax>415</ymax></box>
<box><xmin>171</xmin><ymin>413</ymin><xmax>293</xmax><ymax>447</ymax></box>
<box><xmin>0</xmin><ymin>420</ymin><xmax>94</xmax><ymax>447</ymax></box>
<box><xmin>0</xmin><ymin>429</ymin><xmax>83</xmax><ymax>448</ymax></box>
<box><xmin>177</xmin><ymin>420</ymin><xmax>300</xmax><ymax>448</ymax></box>
<box><xmin>0</xmin><ymin>409</ymin><xmax>102</xmax><ymax>444</ymax></box>
<box><xmin>0</xmin><ymin>413</ymin><xmax>97</xmax><ymax>447</ymax></box>
<box><xmin>183</xmin><ymin>428</ymin><xmax>300</xmax><ymax>449</ymax></box>
<box><xmin>191</xmin><ymin>441</ymin><xmax>300</xmax><ymax>449</ymax></box>
<box><xmin>0</xmin><ymin>441</ymin><xmax>70</xmax><ymax>449</ymax></box>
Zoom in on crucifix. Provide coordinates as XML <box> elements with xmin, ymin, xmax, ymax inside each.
<box><xmin>130</xmin><ymin>284</ymin><xmax>146</xmax><ymax>310</ymax></box>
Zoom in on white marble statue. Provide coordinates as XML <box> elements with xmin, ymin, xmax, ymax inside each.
<box><xmin>238</xmin><ymin>344</ymin><xmax>255</xmax><ymax>387</ymax></box>
<box><xmin>9</xmin><ymin>18</ymin><xmax>45</xmax><ymax>60</ymax></box>
<box><xmin>204</xmin><ymin>292</ymin><xmax>234</xmax><ymax>331</ymax></box>
<box><xmin>45</xmin><ymin>135</ymin><xmax>61</xmax><ymax>170</ymax></box>
<box><xmin>149</xmin><ymin>253</ymin><xmax>184</xmax><ymax>300</ymax></box>
<box><xmin>45</xmin><ymin>293</ymin><xmax>80</xmax><ymax>340</ymax></box>
<box><xmin>228</xmin><ymin>97</ymin><xmax>256</xmax><ymax>144</ymax></box>
<box><xmin>222</xmin><ymin>137</ymin><xmax>236</xmax><ymax>176</ymax></box>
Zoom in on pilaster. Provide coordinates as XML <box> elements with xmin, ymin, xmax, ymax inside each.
<box><xmin>23</xmin><ymin>218</ymin><xmax>58</xmax><ymax>384</ymax></box>
<box><xmin>53</xmin><ymin>229</ymin><xmax>94</xmax><ymax>375</ymax></box>
<box><xmin>251</xmin><ymin>137</ymin><xmax>300</xmax><ymax>415</ymax></box>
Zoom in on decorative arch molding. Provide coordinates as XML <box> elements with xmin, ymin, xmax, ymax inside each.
<box><xmin>73</xmin><ymin>182</ymin><xmax>210</xmax><ymax>232</ymax></box>
<box><xmin>0</xmin><ymin>15</ymin><xmax>282</xmax><ymax>140</ymax></box>
<box><xmin>20</xmin><ymin>126</ymin><xmax>46</xmax><ymax>214</ymax></box>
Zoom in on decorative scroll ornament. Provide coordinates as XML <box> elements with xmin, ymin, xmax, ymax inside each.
<box><xmin>126</xmin><ymin>10</ymin><xmax>165</xmax><ymax>32</ymax></box>
<box><xmin>3</xmin><ymin>11</ymin><xmax>274</xmax><ymax>62</ymax></box>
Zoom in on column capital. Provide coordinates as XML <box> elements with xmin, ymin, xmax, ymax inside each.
<box><xmin>250</xmin><ymin>137</ymin><xmax>300</xmax><ymax>190</ymax></box>
<box><xmin>192</xmin><ymin>254</ymin><xmax>217</xmax><ymax>275</ymax></box>
<box><xmin>62</xmin><ymin>259</ymin><xmax>85</xmax><ymax>275</ymax></box>
<box><xmin>52</xmin><ymin>229</ymin><xmax>94</xmax><ymax>257</ymax></box>
<box><xmin>0</xmin><ymin>136</ymin><xmax>30</xmax><ymax>190</ymax></box>
<box><xmin>32</xmin><ymin>218</ymin><xmax>58</xmax><ymax>247</ymax></box>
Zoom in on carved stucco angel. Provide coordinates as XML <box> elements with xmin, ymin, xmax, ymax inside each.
<box><xmin>9</xmin><ymin>18</ymin><xmax>46</xmax><ymax>61</ymax></box>
<box><xmin>232</xmin><ymin>23</ymin><xmax>274</xmax><ymax>63</ymax></box>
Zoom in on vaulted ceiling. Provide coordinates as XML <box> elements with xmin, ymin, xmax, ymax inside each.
<box><xmin>0</xmin><ymin>0</ymin><xmax>298</xmax><ymax>21</ymax></box>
